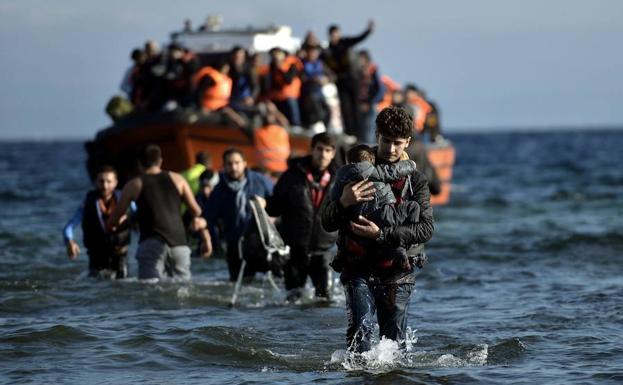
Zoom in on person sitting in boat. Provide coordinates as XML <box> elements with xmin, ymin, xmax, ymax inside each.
<box><xmin>194</xmin><ymin>60</ymin><xmax>246</xmax><ymax>127</ymax></box>
<box><xmin>228</xmin><ymin>46</ymin><xmax>260</xmax><ymax>114</ymax></box>
<box><xmin>163</xmin><ymin>43</ymin><xmax>199</xmax><ymax>109</ymax></box>
<box><xmin>299</xmin><ymin>42</ymin><xmax>332</xmax><ymax>130</ymax></box>
<box><xmin>202</xmin><ymin>148</ymin><xmax>274</xmax><ymax>281</ymax></box>
<box><xmin>63</xmin><ymin>166</ymin><xmax>134</xmax><ymax>279</ymax></box>
<box><xmin>253</xmin><ymin>102</ymin><xmax>291</xmax><ymax>176</ymax></box>
<box><xmin>329</xmin><ymin>144</ymin><xmax>423</xmax><ymax>275</ymax></box>
<box><xmin>263</xmin><ymin>48</ymin><xmax>303</xmax><ymax>129</ymax></box>
<box><xmin>404</xmin><ymin>84</ymin><xmax>432</xmax><ymax>136</ymax></box>
<box><xmin>120</xmin><ymin>48</ymin><xmax>147</xmax><ymax>103</ymax></box>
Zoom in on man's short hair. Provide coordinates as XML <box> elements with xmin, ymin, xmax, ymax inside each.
<box><xmin>311</xmin><ymin>132</ymin><xmax>336</xmax><ymax>149</ymax></box>
<box><xmin>222</xmin><ymin>147</ymin><xmax>245</xmax><ymax>163</ymax></box>
<box><xmin>195</xmin><ymin>151</ymin><xmax>211</xmax><ymax>165</ymax></box>
<box><xmin>130</xmin><ymin>48</ymin><xmax>143</xmax><ymax>61</ymax></box>
<box><xmin>375</xmin><ymin>106</ymin><xmax>413</xmax><ymax>139</ymax></box>
<box><xmin>328</xmin><ymin>24</ymin><xmax>340</xmax><ymax>34</ymax></box>
<box><xmin>358</xmin><ymin>49</ymin><xmax>371</xmax><ymax>61</ymax></box>
<box><xmin>139</xmin><ymin>144</ymin><xmax>162</xmax><ymax>168</ymax></box>
<box><xmin>404</xmin><ymin>83</ymin><xmax>419</xmax><ymax>93</ymax></box>
<box><xmin>97</xmin><ymin>165</ymin><xmax>117</xmax><ymax>177</ymax></box>
<box><xmin>346</xmin><ymin>144</ymin><xmax>375</xmax><ymax>164</ymax></box>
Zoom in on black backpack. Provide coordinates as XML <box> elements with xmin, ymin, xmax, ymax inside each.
<box><xmin>240</xmin><ymin>197</ymin><xmax>290</xmax><ymax>277</ymax></box>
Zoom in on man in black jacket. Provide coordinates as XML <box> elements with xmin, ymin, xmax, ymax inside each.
<box><xmin>322</xmin><ymin>106</ymin><xmax>434</xmax><ymax>352</ymax></box>
<box><xmin>266</xmin><ymin>133</ymin><xmax>338</xmax><ymax>300</ymax></box>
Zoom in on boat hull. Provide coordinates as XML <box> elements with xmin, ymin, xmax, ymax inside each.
<box><xmin>86</xmin><ymin>113</ymin><xmax>455</xmax><ymax>206</ymax></box>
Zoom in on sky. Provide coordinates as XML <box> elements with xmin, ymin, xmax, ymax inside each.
<box><xmin>0</xmin><ymin>0</ymin><xmax>622</xmax><ymax>139</ymax></box>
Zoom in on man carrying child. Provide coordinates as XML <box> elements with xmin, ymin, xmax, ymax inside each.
<box><xmin>322</xmin><ymin>106</ymin><xmax>434</xmax><ymax>353</ymax></box>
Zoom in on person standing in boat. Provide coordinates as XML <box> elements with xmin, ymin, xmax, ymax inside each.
<box><xmin>63</xmin><ymin>166</ymin><xmax>134</xmax><ymax>279</ymax></box>
<box><xmin>356</xmin><ymin>50</ymin><xmax>385</xmax><ymax>144</ymax></box>
<box><xmin>265</xmin><ymin>133</ymin><xmax>339</xmax><ymax>301</ymax></box>
<box><xmin>107</xmin><ymin>144</ymin><xmax>212</xmax><ymax>280</ymax></box>
<box><xmin>322</xmin><ymin>20</ymin><xmax>374</xmax><ymax>138</ymax></box>
<box><xmin>202</xmin><ymin>148</ymin><xmax>274</xmax><ymax>281</ymax></box>
<box><xmin>322</xmin><ymin>106</ymin><xmax>434</xmax><ymax>353</ymax></box>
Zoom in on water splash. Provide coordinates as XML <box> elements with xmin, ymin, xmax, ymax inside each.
<box><xmin>329</xmin><ymin>327</ymin><xmax>419</xmax><ymax>372</ymax></box>
<box><xmin>329</xmin><ymin>328</ymin><xmax>490</xmax><ymax>372</ymax></box>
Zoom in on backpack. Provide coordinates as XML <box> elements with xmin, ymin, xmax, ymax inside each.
<box><xmin>240</xmin><ymin>197</ymin><xmax>290</xmax><ymax>277</ymax></box>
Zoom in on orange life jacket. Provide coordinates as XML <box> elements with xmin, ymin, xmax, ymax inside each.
<box><xmin>407</xmin><ymin>94</ymin><xmax>432</xmax><ymax>132</ymax></box>
<box><xmin>194</xmin><ymin>66</ymin><xmax>232</xmax><ymax>111</ymax></box>
<box><xmin>268</xmin><ymin>56</ymin><xmax>303</xmax><ymax>101</ymax></box>
<box><xmin>376</xmin><ymin>74</ymin><xmax>401</xmax><ymax>111</ymax></box>
<box><xmin>254</xmin><ymin>124</ymin><xmax>291</xmax><ymax>173</ymax></box>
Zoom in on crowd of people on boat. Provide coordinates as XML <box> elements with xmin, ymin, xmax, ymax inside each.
<box><xmin>66</xmin><ymin>106</ymin><xmax>436</xmax><ymax>353</ymax></box>
<box><xmin>107</xmin><ymin>20</ymin><xmax>445</xmax><ymax>145</ymax></box>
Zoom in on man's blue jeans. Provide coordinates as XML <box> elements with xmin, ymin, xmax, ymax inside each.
<box><xmin>342</xmin><ymin>276</ymin><xmax>414</xmax><ymax>352</ymax></box>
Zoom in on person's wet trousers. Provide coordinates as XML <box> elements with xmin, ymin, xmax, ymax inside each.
<box><xmin>342</xmin><ymin>276</ymin><xmax>413</xmax><ymax>353</ymax></box>
<box><xmin>285</xmin><ymin>252</ymin><xmax>332</xmax><ymax>299</ymax></box>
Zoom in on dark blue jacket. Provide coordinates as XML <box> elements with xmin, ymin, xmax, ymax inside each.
<box><xmin>202</xmin><ymin>170</ymin><xmax>273</xmax><ymax>245</ymax></box>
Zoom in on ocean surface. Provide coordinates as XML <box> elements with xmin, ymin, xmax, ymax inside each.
<box><xmin>1</xmin><ymin>129</ymin><xmax>622</xmax><ymax>385</ymax></box>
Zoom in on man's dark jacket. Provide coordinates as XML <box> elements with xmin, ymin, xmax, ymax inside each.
<box><xmin>321</xmin><ymin>161</ymin><xmax>434</xmax><ymax>283</ymax></box>
<box><xmin>266</xmin><ymin>156</ymin><xmax>338</xmax><ymax>255</ymax></box>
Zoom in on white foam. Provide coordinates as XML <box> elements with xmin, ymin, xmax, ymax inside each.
<box><xmin>330</xmin><ymin>328</ymin><xmax>489</xmax><ymax>371</ymax></box>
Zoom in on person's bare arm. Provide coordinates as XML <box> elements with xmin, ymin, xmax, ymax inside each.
<box><xmin>171</xmin><ymin>172</ymin><xmax>207</xmax><ymax>232</ymax></box>
<box><xmin>107</xmin><ymin>178</ymin><xmax>141</xmax><ymax>230</ymax></box>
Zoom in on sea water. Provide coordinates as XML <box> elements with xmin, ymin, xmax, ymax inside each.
<box><xmin>1</xmin><ymin>130</ymin><xmax>622</xmax><ymax>384</ymax></box>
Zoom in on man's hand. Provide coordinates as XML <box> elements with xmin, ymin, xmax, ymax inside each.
<box><xmin>367</xmin><ymin>19</ymin><xmax>375</xmax><ymax>32</ymax></box>
<box><xmin>350</xmin><ymin>215</ymin><xmax>381</xmax><ymax>239</ymax></box>
<box><xmin>254</xmin><ymin>195</ymin><xmax>267</xmax><ymax>209</ymax></box>
<box><xmin>339</xmin><ymin>180</ymin><xmax>375</xmax><ymax>208</ymax></box>
<box><xmin>189</xmin><ymin>217</ymin><xmax>207</xmax><ymax>232</ymax></box>
<box><xmin>66</xmin><ymin>240</ymin><xmax>80</xmax><ymax>260</ymax></box>
<box><xmin>199</xmin><ymin>229</ymin><xmax>213</xmax><ymax>259</ymax></box>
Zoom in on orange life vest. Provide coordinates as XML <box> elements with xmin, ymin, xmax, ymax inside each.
<box><xmin>254</xmin><ymin>124</ymin><xmax>291</xmax><ymax>173</ymax></box>
<box><xmin>407</xmin><ymin>94</ymin><xmax>432</xmax><ymax>133</ymax></box>
<box><xmin>194</xmin><ymin>66</ymin><xmax>232</xmax><ymax>111</ymax></box>
<box><xmin>269</xmin><ymin>56</ymin><xmax>303</xmax><ymax>101</ymax></box>
<box><xmin>376</xmin><ymin>74</ymin><xmax>401</xmax><ymax>111</ymax></box>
